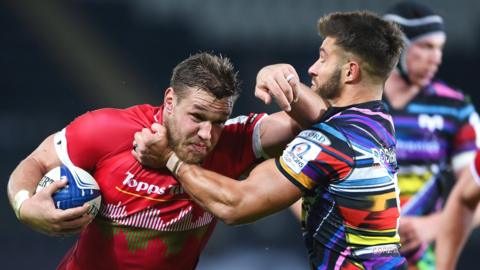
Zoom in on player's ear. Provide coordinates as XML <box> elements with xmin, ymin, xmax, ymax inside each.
<box><xmin>164</xmin><ymin>87</ymin><xmax>175</xmax><ymax>114</ymax></box>
<box><xmin>344</xmin><ymin>60</ymin><xmax>360</xmax><ymax>84</ymax></box>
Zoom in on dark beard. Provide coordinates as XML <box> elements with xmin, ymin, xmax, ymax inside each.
<box><xmin>165</xmin><ymin>117</ymin><xmax>203</xmax><ymax>164</ymax></box>
<box><xmin>164</xmin><ymin>117</ymin><xmax>183</xmax><ymax>160</ymax></box>
<box><xmin>317</xmin><ymin>68</ymin><xmax>342</xmax><ymax>100</ymax></box>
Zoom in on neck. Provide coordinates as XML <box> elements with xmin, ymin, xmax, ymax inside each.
<box><xmin>329</xmin><ymin>83</ymin><xmax>383</xmax><ymax>107</ymax></box>
<box><xmin>384</xmin><ymin>71</ymin><xmax>422</xmax><ymax>109</ymax></box>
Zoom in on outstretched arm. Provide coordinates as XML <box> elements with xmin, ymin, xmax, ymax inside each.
<box><xmin>132</xmin><ymin>124</ymin><xmax>302</xmax><ymax>224</ymax></box>
<box><xmin>436</xmin><ymin>167</ymin><xmax>480</xmax><ymax>270</ymax></box>
<box><xmin>173</xmin><ymin>157</ymin><xmax>303</xmax><ymax>225</ymax></box>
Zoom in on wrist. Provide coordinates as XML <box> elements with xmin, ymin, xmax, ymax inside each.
<box><xmin>166</xmin><ymin>152</ymin><xmax>184</xmax><ymax>177</ymax></box>
<box><xmin>13</xmin><ymin>189</ymin><xmax>31</xmax><ymax>220</ymax></box>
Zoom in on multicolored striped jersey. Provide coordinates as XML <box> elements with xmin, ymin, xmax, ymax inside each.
<box><xmin>277</xmin><ymin>101</ymin><xmax>407</xmax><ymax>269</ymax></box>
<box><xmin>53</xmin><ymin>105</ymin><xmax>267</xmax><ymax>270</ymax></box>
<box><xmin>385</xmin><ymin>80</ymin><xmax>480</xmax><ymax>268</ymax></box>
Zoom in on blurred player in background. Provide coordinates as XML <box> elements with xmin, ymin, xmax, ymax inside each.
<box><xmin>436</xmin><ymin>150</ymin><xmax>480</xmax><ymax>269</ymax></box>
<box><xmin>382</xmin><ymin>1</ymin><xmax>480</xmax><ymax>269</ymax></box>
<box><xmin>133</xmin><ymin>11</ymin><xmax>408</xmax><ymax>269</ymax></box>
<box><xmin>7</xmin><ymin>52</ymin><xmax>326</xmax><ymax>270</ymax></box>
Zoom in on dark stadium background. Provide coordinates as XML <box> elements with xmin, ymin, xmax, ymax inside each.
<box><xmin>2</xmin><ymin>1</ymin><xmax>480</xmax><ymax>269</ymax></box>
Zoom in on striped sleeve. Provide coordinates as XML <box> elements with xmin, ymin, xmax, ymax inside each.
<box><xmin>276</xmin><ymin>124</ymin><xmax>354</xmax><ymax>191</ymax></box>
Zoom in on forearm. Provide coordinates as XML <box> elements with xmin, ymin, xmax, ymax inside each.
<box><xmin>8</xmin><ymin>157</ymin><xmax>47</xmax><ymax>211</ymax></box>
<box><xmin>176</xmin><ymin>163</ymin><xmax>247</xmax><ymax>225</ymax></box>
<box><xmin>436</xmin><ymin>197</ymin><xmax>473</xmax><ymax>270</ymax></box>
<box><xmin>7</xmin><ymin>134</ymin><xmax>61</xmax><ymax>218</ymax></box>
<box><xmin>288</xmin><ymin>83</ymin><xmax>328</xmax><ymax>129</ymax></box>
<box><xmin>172</xmin><ymin>158</ymin><xmax>302</xmax><ymax>225</ymax></box>
<box><xmin>260</xmin><ymin>85</ymin><xmax>328</xmax><ymax>157</ymax></box>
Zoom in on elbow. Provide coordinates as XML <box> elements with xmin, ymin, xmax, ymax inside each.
<box><xmin>210</xmin><ymin>193</ymin><xmax>250</xmax><ymax>225</ymax></box>
<box><xmin>216</xmin><ymin>208</ymin><xmax>244</xmax><ymax>225</ymax></box>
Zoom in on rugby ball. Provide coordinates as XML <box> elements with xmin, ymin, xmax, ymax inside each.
<box><xmin>36</xmin><ymin>165</ymin><xmax>101</xmax><ymax>216</ymax></box>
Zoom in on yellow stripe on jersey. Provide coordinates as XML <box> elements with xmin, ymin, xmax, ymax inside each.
<box><xmin>370</xmin><ymin>191</ymin><xmax>398</xmax><ymax>211</ymax></box>
<box><xmin>347</xmin><ymin>229</ymin><xmax>400</xmax><ymax>246</ymax></box>
<box><xmin>279</xmin><ymin>157</ymin><xmax>316</xmax><ymax>190</ymax></box>
<box><xmin>398</xmin><ymin>171</ymin><xmax>433</xmax><ymax>195</ymax></box>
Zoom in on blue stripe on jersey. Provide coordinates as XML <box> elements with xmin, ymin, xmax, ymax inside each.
<box><xmin>312</xmin><ymin>123</ymin><xmax>348</xmax><ymax>142</ymax></box>
<box><xmin>337</xmin><ymin>176</ymin><xmax>395</xmax><ymax>188</ymax></box>
<box><xmin>336</xmin><ymin>114</ymin><xmax>396</xmax><ymax>145</ymax></box>
<box><xmin>408</xmin><ymin>103</ymin><xmax>474</xmax><ymax>120</ymax></box>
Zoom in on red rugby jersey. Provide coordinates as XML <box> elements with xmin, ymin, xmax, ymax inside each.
<box><xmin>53</xmin><ymin>104</ymin><xmax>266</xmax><ymax>270</ymax></box>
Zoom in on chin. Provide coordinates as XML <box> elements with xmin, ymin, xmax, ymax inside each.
<box><xmin>180</xmin><ymin>153</ymin><xmax>205</xmax><ymax>164</ymax></box>
<box><xmin>411</xmin><ymin>77</ymin><xmax>431</xmax><ymax>88</ymax></box>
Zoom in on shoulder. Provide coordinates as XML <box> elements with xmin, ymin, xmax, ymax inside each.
<box><xmin>223</xmin><ymin>113</ymin><xmax>266</xmax><ymax>129</ymax></box>
<box><xmin>417</xmin><ymin>81</ymin><xmax>477</xmax><ymax>121</ymax></box>
<box><xmin>219</xmin><ymin>113</ymin><xmax>266</xmax><ymax>139</ymax></box>
<box><xmin>428</xmin><ymin>80</ymin><xmax>468</xmax><ymax>102</ymax></box>
<box><xmin>75</xmin><ymin>104</ymin><xmax>159</xmax><ymax>127</ymax></box>
<box><xmin>326</xmin><ymin>104</ymin><xmax>394</xmax><ymax>133</ymax></box>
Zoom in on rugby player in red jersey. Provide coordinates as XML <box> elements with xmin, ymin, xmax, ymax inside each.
<box><xmin>7</xmin><ymin>52</ymin><xmax>326</xmax><ymax>270</ymax></box>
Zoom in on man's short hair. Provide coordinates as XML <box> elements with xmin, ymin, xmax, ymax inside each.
<box><xmin>170</xmin><ymin>52</ymin><xmax>240</xmax><ymax>101</ymax></box>
<box><xmin>318</xmin><ymin>11</ymin><xmax>405</xmax><ymax>80</ymax></box>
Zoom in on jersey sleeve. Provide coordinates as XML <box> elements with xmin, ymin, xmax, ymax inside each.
<box><xmin>276</xmin><ymin>123</ymin><xmax>354</xmax><ymax>192</ymax></box>
<box><xmin>205</xmin><ymin>113</ymin><xmax>267</xmax><ymax>178</ymax></box>
<box><xmin>54</xmin><ymin>108</ymin><xmax>141</xmax><ymax>171</ymax></box>
<box><xmin>451</xmin><ymin>99</ymin><xmax>480</xmax><ymax>171</ymax></box>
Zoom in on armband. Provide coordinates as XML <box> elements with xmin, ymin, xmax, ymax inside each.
<box><xmin>14</xmin><ymin>189</ymin><xmax>31</xmax><ymax>219</ymax></box>
<box><xmin>166</xmin><ymin>153</ymin><xmax>184</xmax><ymax>177</ymax></box>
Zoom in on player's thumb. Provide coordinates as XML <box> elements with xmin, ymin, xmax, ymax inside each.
<box><xmin>151</xmin><ymin>123</ymin><xmax>166</xmax><ymax>134</ymax></box>
<box><xmin>255</xmin><ymin>86</ymin><xmax>272</xmax><ymax>105</ymax></box>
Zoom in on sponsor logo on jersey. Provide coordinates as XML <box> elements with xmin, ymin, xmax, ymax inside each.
<box><xmin>282</xmin><ymin>138</ymin><xmax>322</xmax><ymax>174</ymax></box>
<box><xmin>396</xmin><ymin>140</ymin><xmax>440</xmax><ymax>155</ymax></box>
<box><xmin>121</xmin><ymin>172</ymin><xmax>185</xmax><ymax>197</ymax></box>
<box><xmin>299</xmin><ymin>130</ymin><xmax>331</xmax><ymax>146</ymax></box>
<box><xmin>418</xmin><ymin>114</ymin><xmax>444</xmax><ymax>132</ymax></box>
<box><xmin>122</xmin><ymin>172</ymin><xmax>167</xmax><ymax>195</ymax></box>
<box><xmin>372</xmin><ymin>147</ymin><xmax>397</xmax><ymax>165</ymax></box>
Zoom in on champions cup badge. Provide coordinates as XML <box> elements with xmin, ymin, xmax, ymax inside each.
<box><xmin>292</xmin><ymin>142</ymin><xmax>311</xmax><ymax>159</ymax></box>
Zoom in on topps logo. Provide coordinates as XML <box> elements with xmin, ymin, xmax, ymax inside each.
<box><xmin>122</xmin><ymin>172</ymin><xmax>184</xmax><ymax>196</ymax></box>
<box><xmin>122</xmin><ymin>172</ymin><xmax>167</xmax><ymax>195</ymax></box>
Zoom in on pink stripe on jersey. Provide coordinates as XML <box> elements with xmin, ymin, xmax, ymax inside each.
<box><xmin>348</xmin><ymin>107</ymin><xmax>394</xmax><ymax>124</ymax></box>
<box><xmin>432</xmin><ymin>82</ymin><xmax>464</xmax><ymax>100</ymax></box>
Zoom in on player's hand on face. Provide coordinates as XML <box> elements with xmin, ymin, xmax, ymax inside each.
<box><xmin>19</xmin><ymin>178</ymin><xmax>93</xmax><ymax>236</ymax></box>
<box><xmin>255</xmin><ymin>64</ymin><xmax>300</xmax><ymax>112</ymax></box>
<box><xmin>132</xmin><ymin>123</ymin><xmax>172</xmax><ymax>168</ymax></box>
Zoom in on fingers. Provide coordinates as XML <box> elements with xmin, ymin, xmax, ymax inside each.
<box><xmin>266</xmin><ymin>76</ymin><xmax>292</xmax><ymax>111</ymax></box>
<box><xmin>255</xmin><ymin>85</ymin><xmax>272</xmax><ymax>105</ymax></box>
<box><xmin>59</xmin><ymin>204</ymin><xmax>91</xmax><ymax>220</ymax></box>
<box><xmin>131</xmin><ymin>148</ymin><xmax>140</xmax><ymax>162</ymax></box>
<box><xmin>151</xmin><ymin>123</ymin><xmax>165</xmax><ymax>133</ymax></box>
<box><xmin>42</xmin><ymin>178</ymin><xmax>68</xmax><ymax>196</ymax></box>
<box><xmin>49</xmin><ymin>206</ymin><xmax>94</xmax><ymax>236</ymax></box>
<box><xmin>255</xmin><ymin>64</ymin><xmax>300</xmax><ymax>111</ymax></box>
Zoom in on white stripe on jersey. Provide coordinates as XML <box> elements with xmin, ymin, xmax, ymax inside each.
<box><xmin>347</xmin><ymin>166</ymin><xmax>393</xmax><ymax>181</ymax></box>
<box><xmin>224</xmin><ymin>115</ymin><xmax>249</xmax><ymax>126</ymax></box>
<box><xmin>452</xmin><ymin>151</ymin><xmax>475</xmax><ymax>172</ymax></box>
<box><xmin>54</xmin><ymin>129</ymin><xmax>75</xmax><ymax>167</ymax></box>
<box><xmin>225</xmin><ymin>114</ymin><xmax>269</xmax><ymax>160</ymax></box>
